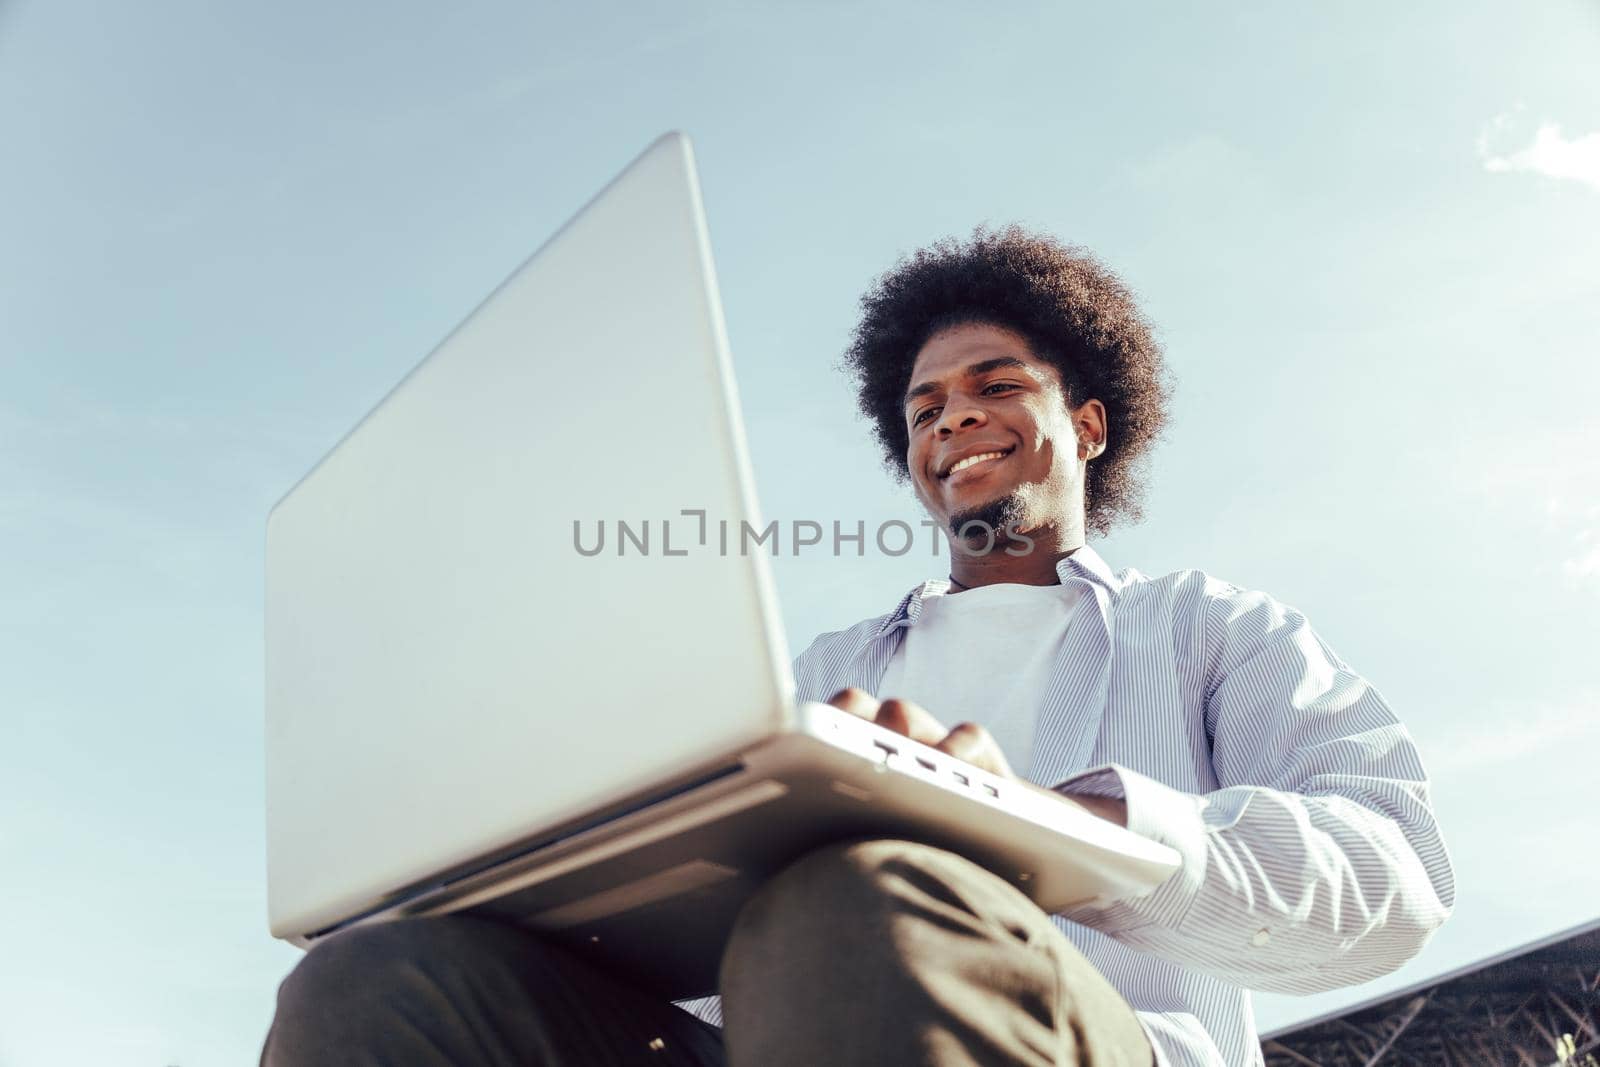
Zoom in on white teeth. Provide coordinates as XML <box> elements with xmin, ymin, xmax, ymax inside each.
<box><xmin>948</xmin><ymin>451</ymin><xmax>1005</xmax><ymax>476</ymax></box>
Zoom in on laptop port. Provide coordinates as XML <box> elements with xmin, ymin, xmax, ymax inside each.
<box><xmin>874</xmin><ymin>739</ymin><xmax>898</xmax><ymax>758</ymax></box>
<box><xmin>915</xmin><ymin>756</ymin><xmax>936</xmax><ymax>772</ymax></box>
<box><xmin>952</xmin><ymin>771</ymin><xmax>969</xmax><ymax>786</ymax></box>
<box><xmin>983</xmin><ymin>783</ymin><xmax>1000</xmax><ymax>798</ymax></box>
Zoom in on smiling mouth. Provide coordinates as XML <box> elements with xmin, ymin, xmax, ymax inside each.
<box><xmin>940</xmin><ymin>449</ymin><xmax>1013</xmax><ymax>480</ymax></box>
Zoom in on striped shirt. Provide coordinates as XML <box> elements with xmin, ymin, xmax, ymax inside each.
<box><xmin>682</xmin><ymin>545</ymin><xmax>1455</xmax><ymax>1066</ymax></box>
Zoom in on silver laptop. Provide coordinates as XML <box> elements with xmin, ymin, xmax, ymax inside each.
<box><xmin>264</xmin><ymin>132</ymin><xmax>1179</xmax><ymax>998</ymax></box>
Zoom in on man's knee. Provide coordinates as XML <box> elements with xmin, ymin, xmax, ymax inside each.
<box><xmin>740</xmin><ymin>838</ymin><xmax>1021</xmax><ymax>932</ymax></box>
<box><xmin>762</xmin><ymin>837</ymin><xmax>926</xmax><ymax>906</ymax></box>
<box><xmin>269</xmin><ymin>916</ymin><xmax>726</xmax><ymax>1067</ymax></box>
<box><xmin>277</xmin><ymin>918</ymin><xmax>441</xmax><ymax>1020</ymax></box>
<box><xmin>723</xmin><ymin>838</ymin><xmax>1014</xmax><ymax>983</ymax></box>
<box><xmin>721</xmin><ymin>841</ymin><xmax>1085</xmax><ymax>1066</ymax></box>
<box><xmin>269</xmin><ymin>915</ymin><xmax>555</xmax><ymax>1060</ymax></box>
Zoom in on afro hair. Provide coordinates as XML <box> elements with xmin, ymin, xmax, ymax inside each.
<box><xmin>841</xmin><ymin>225</ymin><xmax>1172</xmax><ymax>536</ymax></box>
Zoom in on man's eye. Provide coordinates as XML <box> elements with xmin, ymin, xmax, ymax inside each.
<box><xmin>912</xmin><ymin>406</ymin><xmax>940</xmax><ymax>426</ymax></box>
<box><xmin>982</xmin><ymin>382</ymin><xmax>1018</xmax><ymax>395</ymax></box>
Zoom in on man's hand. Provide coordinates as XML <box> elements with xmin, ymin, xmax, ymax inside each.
<box><xmin>826</xmin><ymin>687</ymin><xmax>1129</xmax><ymax>828</ymax></box>
<box><xmin>827</xmin><ymin>687</ymin><xmax>1016</xmax><ymax>780</ymax></box>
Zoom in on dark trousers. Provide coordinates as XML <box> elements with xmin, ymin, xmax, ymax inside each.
<box><xmin>263</xmin><ymin>840</ymin><xmax>1152</xmax><ymax>1066</ymax></box>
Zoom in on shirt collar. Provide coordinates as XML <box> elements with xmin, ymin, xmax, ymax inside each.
<box><xmin>1056</xmin><ymin>543</ymin><xmax>1118</xmax><ymax>592</ymax></box>
<box><xmin>874</xmin><ymin>544</ymin><xmax>1118</xmax><ymax>637</ymax></box>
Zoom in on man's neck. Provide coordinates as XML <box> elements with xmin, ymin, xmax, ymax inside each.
<box><xmin>947</xmin><ymin>524</ymin><xmax>1084</xmax><ymax>589</ymax></box>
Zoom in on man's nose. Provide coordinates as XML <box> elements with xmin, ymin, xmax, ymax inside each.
<box><xmin>935</xmin><ymin>397</ymin><xmax>988</xmax><ymax>435</ymax></box>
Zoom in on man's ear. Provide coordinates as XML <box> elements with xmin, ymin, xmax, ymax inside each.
<box><xmin>1074</xmin><ymin>398</ymin><xmax>1108</xmax><ymax>460</ymax></box>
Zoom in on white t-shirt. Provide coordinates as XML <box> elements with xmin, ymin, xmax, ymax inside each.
<box><xmin>876</xmin><ymin>580</ymin><xmax>1086</xmax><ymax>779</ymax></box>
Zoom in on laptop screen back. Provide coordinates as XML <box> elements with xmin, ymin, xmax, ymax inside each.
<box><xmin>265</xmin><ymin>134</ymin><xmax>793</xmax><ymax>939</ymax></box>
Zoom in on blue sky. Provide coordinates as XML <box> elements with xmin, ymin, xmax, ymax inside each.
<box><xmin>3</xmin><ymin>1</ymin><xmax>1599</xmax><ymax>1063</ymax></box>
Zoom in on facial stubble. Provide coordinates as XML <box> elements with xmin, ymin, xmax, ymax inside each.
<box><xmin>948</xmin><ymin>491</ymin><xmax>1032</xmax><ymax>555</ymax></box>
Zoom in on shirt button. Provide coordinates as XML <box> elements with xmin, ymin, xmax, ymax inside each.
<box><xmin>1251</xmin><ymin>928</ymin><xmax>1271</xmax><ymax>947</ymax></box>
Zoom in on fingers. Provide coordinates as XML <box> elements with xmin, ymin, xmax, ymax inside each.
<box><xmin>830</xmin><ymin>688</ymin><xmax>946</xmax><ymax>746</ymax></box>
<box><xmin>872</xmin><ymin>697</ymin><xmax>912</xmax><ymax>737</ymax></box>
<box><xmin>875</xmin><ymin>698</ymin><xmax>948</xmax><ymax>747</ymax></box>
<box><xmin>936</xmin><ymin>721</ymin><xmax>1015</xmax><ymax>780</ymax></box>
<box><xmin>827</xmin><ymin>687</ymin><xmax>881</xmax><ymax>721</ymax></box>
<box><xmin>829</xmin><ymin>691</ymin><xmax>1015</xmax><ymax>780</ymax></box>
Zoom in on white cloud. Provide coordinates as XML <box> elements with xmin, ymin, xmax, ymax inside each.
<box><xmin>1564</xmin><ymin>537</ymin><xmax>1600</xmax><ymax>585</ymax></box>
<box><xmin>1479</xmin><ymin>115</ymin><xmax>1600</xmax><ymax>192</ymax></box>
<box><xmin>1545</xmin><ymin>495</ymin><xmax>1600</xmax><ymax>590</ymax></box>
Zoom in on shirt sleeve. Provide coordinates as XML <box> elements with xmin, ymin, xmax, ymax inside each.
<box><xmin>1051</xmin><ymin>585</ymin><xmax>1456</xmax><ymax>995</ymax></box>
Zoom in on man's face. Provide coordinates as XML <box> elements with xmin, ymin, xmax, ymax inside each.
<box><xmin>903</xmin><ymin>322</ymin><xmax>1100</xmax><ymax>541</ymax></box>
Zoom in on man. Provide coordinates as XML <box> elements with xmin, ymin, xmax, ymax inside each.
<box><xmin>263</xmin><ymin>227</ymin><xmax>1454</xmax><ymax>1066</ymax></box>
